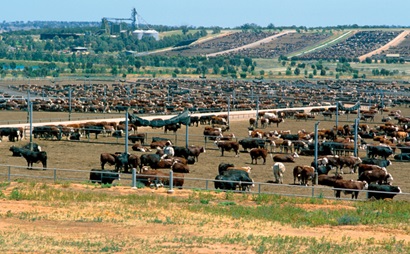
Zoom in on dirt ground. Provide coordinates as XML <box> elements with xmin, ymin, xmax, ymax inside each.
<box><xmin>0</xmin><ymin>106</ymin><xmax>410</xmax><ymax>252</ymax></box>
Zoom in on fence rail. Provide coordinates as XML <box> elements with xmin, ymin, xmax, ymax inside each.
<box><xmin>0</xmin><ymin>164</ymin><xmax>408</xmax><ymax>202</ymax></box>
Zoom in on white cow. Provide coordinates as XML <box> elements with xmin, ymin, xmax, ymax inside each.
<box><xmin>272</xmin><ymin>162</ymin><xmax>286</xmax><ymax>184</ymax></box>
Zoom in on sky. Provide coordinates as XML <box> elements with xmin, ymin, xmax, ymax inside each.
<box><xmin>2</xmin><ymin>0</ymin><xmax>410</xmax><ymax>28</ymax></box>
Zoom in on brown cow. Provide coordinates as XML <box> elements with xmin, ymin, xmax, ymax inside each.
<box><xmin>171</xmin><ymin>161</ymin><xmax>190</xmax><ymax>173</ymax></box>
<box><xmin>249</xmin><ymin>148</ymin><xmax>268</xmax><ymax>164</ymax></box>
<box><xmin>337</xmin><ymin>156</ymin><xmax>362</xmax><ymax>174</ymax></box>
<box><xmin>268</xmin><ymin>117</ymin><xmax>285</xmax><ymax>127</ymax></box>
<box><xmin>188</xmin><ymin>145</ymin><xmax>206</xmax><ymax>162</ymax></box>
<box><xmin>203</xmin><ymin>127</ymin><xmax>223</xmax><ymax>141</ymax></box>
<box><xmin>293</xmin><ymin>165</ymin><xmax>314</xmax><ymax>185</ymax></box>
<box><xmin>357</xmin><ymin>164</ymin><xmax>386</xmax><ymax>176</ymax></box>
<box><xmin>333</xmin><ymin>180</ymin><xmax>368</xmax><ymax>199</ymax></box>
<box><xmin>137</xmin><ymin>170</ymin><xmax>184</xmax><ymax>188</ymax></box>
<box><xmin>100</xmin><ymin>153</ymin><xmax>118</xmax><ymax>170</ymax></box>
<box><xmin>214</xmin><ymin>140</ymin><xmax>240</xmax><ymax>157</ymax></box>
<box><xmin>358</xmin><ymin>168</ymin><xmax>393</xmax><ymax>185</ymax></box>
<box><xmin>273</xmin><ymin>152</ymin><xmax>299</xmax><ymax>163</ymax></box>
<box><xmin>318</xmin><ymin>174</ymin><xmax>343</xmax><ymax>187</ymax></box>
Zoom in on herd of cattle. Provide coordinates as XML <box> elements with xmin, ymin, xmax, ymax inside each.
<box><xmin>2</xmin><ymin>102</ymin><xmax>409</xmax><ymax>201</ymax></box>
<box><xmin>1</xmin><ymin>77</ymin><xmax>410</xmax><ymax>200</ymax></box>
<box><xmin>2</xmin><ymin>78</ymin><xmax>410</xmax><ymax>119</ymax></box>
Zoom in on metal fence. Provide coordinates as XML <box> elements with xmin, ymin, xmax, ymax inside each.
<box><xmin>0</xmin><ymin>164</ymin><xmax>408</xmax><ymax>202</ymax></box>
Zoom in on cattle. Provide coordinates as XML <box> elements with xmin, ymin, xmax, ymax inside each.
<box><xmin>273</xmin><ymin>152</ymin><xmax>299</xmax><ymax>163</ymax></box>
<box><xmin>293</xmin><ymin>165</ymin><xmax>314</xmax><ymax>185</ymax></box>
<box><xmin>100</xmin><ymin>153</ymin><xmax>118</xmax><ymax>170</ymax></box>
<box><xmin>203</xmin><ymin>127</ymin><xmax>223</xmax><ymax>141</ymax></box>
<box><xmin>367</xmin><ymin>184</ymin><xmax>401</xmax><ymax>200</ymax></box>
<box><xmin>337</xmin><ymin>156</ymin><xmax>362</xmax><ymax>174</ymax></box>
<box><xmin>214</xmin><ymin>140</ymin><xmax>240</xmax><ymax>157</ymax></box>
<box><xmin>367</xmin><ymin>145</ymin><xmax>393</xmax><ymax>159</ymax></box>
<box><xmin>32</xmin><ymin>126</ymin><xmax>62</xmax><ymax>140</ymax></box>
<box><xmin>357</xmin><ymin>164</ymin><xmax>387</xmax><ymax>176</ymax></box>
<box><xmin>249</xmin><ymin>148</ymin><xmax>268</xmax><ymax>164</ymax></box>
<box><xmin>239</xmin><ymin>138</ymin><xmax>266</xmax><ymax>151</ymax></box>
<box><xmin>294</xmin><ymin>113</ymin><xmax>309</xmax><ymax>121</ymax></box>
<box><xmin>131</xmin><ymin>143</ymin><xmax>150</xmax><ymax>152</ymax></box>
<box><xmin>164</xmin><ymin>123</ymin><xmax>181</xmax><ymax>133</ymax></box>
<box><xmin>12</xmin><ymin>147</ymin><xmax>47</xmax><ymax>170</ymax></box>
<box><xmin>89</xmin><ymin>169</ymin><xmax>120</xmax><ymax>184</ymax></box>
<box><xmin>69</xmin><ymin>132</ymin><xmax>81</xmax><ymax>141</ymax></box>
<box><xmin>249</xmin><ymin>118</ymin><xmax>256</xmax><ymax>127</ymax></box>
<box><xmin>333</xmin><ymin>180</ymin><xmax>368</xmax><ymax>199</ymax></box>
<box><xmin>361</xmin><ymin>158</ymin><xmax>392</xmax><ymax>168</ymax></box>
<box><xmin>114</xmin><ymin>153</ymin><xmax>140</xmax><ymax>173</ymax></box>
<box><xmin>211</xmin><ymin>116</ymin><xmax>227</xmax><ymax>126</ymax></box>
<box><xmin>190</xmin><ymin>116</ymin><xmax>200</xmax><ymax>127</ymax></box>
<box><xmin>171</xmin><ymin>161</ymin><xmax>190</xmax><ymax>173</ymax></box>
<box><xmin>0</xmin><ymin>127</ymin><xmax>21</xmax><ymax>142</ymax></box>
<box><xmin>173</xmin><ymin>146</ymin><xmax>190</xmax><ymax>159</ymax></box>
<box><xmin>358</xmin><ymin>168</ymin><xmax>393</xmax><ymax>185</ymax></box>
<box><xmin>317</xmin><ymin>129</ymin><xmax>336</xmax><ymax>140</ymax></box>
<box><xmin>9</xmin><ymin>143</ymin><xmax>41</xmax><ymax>156</ymax></box>
<box><xmin>214</xmin><ymin>169</ymin><xmax>254</xmax><ymax>191</ymax></box>
<box><xmin>112</xmin><ymin>130</ymin><xmax>123</xmax><ymax>138</ymax></box>
<box><xmin>84</xmin><ymin>124</ymin><xmax>105</xmax><ymax>139</ymax></box>
<box><xmin>268</xmin><ymin>117</ymin><xmax>285</xmax><ymax>127</ymax></box>
<box><xmin>150</xmin><ymin>139</ymin><xmax>172</xmax><ymax>149</ymax></box>
<box><xmin>272</xmin><ymin>162</ymin><xmax>286</xmax><ymax>184</ymax></box>
<box><xmin>137</xmin><ymin>170</ymin><xmax>184</xmax><ymax>188</ymax></box>
<box><xmin>394</xmin><ymin>153</ymin><xmax>410</xmax><ymax>161</ymax></box>
<box><xmin>292</xmin><ymin>140</ymin><xmax>308</xmax><ymax>153</ymax></box>
<box><xmin>199</xmin><ymin>115</ymin><xmax>214</xmax><ymax>125</ymax></box>
<box><xmin>188</xmin><ymin>145</ymin><xmax>206</xmax><ymax>161</ymax></box>
<box><xmin>260</xmin><ymin>117</ymin><xmax>269</xmax><ymax>128</ymax></box>
<box><xmin>139</xmin><ymin>153</ymin><xmax>162</xmax><ymax>170</ymax></box>
<box><xmin>318</xmin><ymin>174</ymin><xmax>343</xmax><ymax>187</ymax></box>
<box><xmin>128</xmin><ymin>133</ymin><xmax>146</xmax><ymax>144</ymax></box>
<box><xmin>218</xmin><ymin>163</ymin><xmax>235</xmax><ymax>175</ymax></box>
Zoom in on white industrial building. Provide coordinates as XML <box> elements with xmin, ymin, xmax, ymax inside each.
<box><xmin>132</xmin><ymin>29</ymin><xmax>159</xmax><ymax>41</ymax></box>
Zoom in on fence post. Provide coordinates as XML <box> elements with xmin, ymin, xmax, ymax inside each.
<box><xmin>167</xmin><ymin>170</ymin><xmax>174</xmax><ymax>194</ymax></box>
<box><xmin>132</xmin><ymin>168</ymin><xmax>137</xmax><ymax>189</ymax></box>
<box><xmin>53</xmin><ymin>168</ymin><xmax>57</xmax><ymax>183</ymax></box>
<box><xmin>8</xmin><ymin>166</ymin><xmax>11</xmax><ymax>182</ymax></box>
<box><xmin>205</xmin><ymin>179</ymin><xmax>208</xmax><ymax>190</ymax></box>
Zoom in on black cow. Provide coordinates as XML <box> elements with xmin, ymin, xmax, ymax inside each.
<box><xmin>238</xmin><ymin>138</ymin><xmax>265</xmax><ymax>151</ymax></box>
<box><xmin>361</xmin><ymin>158</ymin><xmax>392</xmax><ymax>167</ymax></box>
<box><xmin>112</xmin><ymin>130</ymin><xmax>123</xmax><ymax>138</ymax></box>
<box><xmin>218</xmin><ymin>162</ymin><xmax>235</xmax><ymax>175</ymax></box>
<box><xmin>84</xmin><ymin>125</ymin><xmax>104</xmax><ymax>139</ymax></box>
<box><xmin>367</xmin><ymin>184</ymin><xmax>401</xmax><ymax>200</ymax></box>
<box><xmin>367</xmin><ymin>145</ymin><xmax>393</xmax><ymax>159</ymax></box>
<box><xmin>320</xmin><ymin>141</ymin><xmax>345</xmax><ymax>155</ymax></box>
<box><xmin>9</xmin><ymin>143</ymin><xmax>41</xmax><ymax>156</ymax></box>
<box><xmin>174</xmin><ymin>146</ymin><xmax>190</xmax><ymax>159</ymax></box>
<box><xmin>89</xmin><ymin>169</ymin><xmax>120</xmax><ymax>184</ymax></box>
<box><xmin>140</xmin><ymin>153</ymin><xmax>161</xmax><ymax>170</ymax></box>
<box><xmin>13</xmin><ymin>147</ymin><xmax>47</xmax><ymax>170</ymax></box>
<box><xmin>69</xmin><ymin>132</ymin><xmax>81</xmax><ymax>141</ymax></box>
<box><xmin>394</xmin><ymin>153</ymin><xmax>410</xmax><ymax>161</ymax></box>
<box><xmin>164</xmin><ymin>123</ymin><xmax>181</xmax><ymax>133</ymax></box>
<box><xmin>32</xmin><ymin>126</ymin><xmax>62</xmax><ymax>140</ymax></box>
<box><xmin>190</xmin><ymin>116</ymin><xmax>200</xmax><ymax>127</ymax></box>
<box><xmin>114</xmin><ymin>153</ymin><xmax>140</xmax><ymax>173</ymax></box>
<box><xmin>214</xmin><ymin>169</ymin><xmax>254</xmax><ymax>191</ymax></box>
<box><xmin>0</xmin><ymin>127</ymin><xmax>20</xmax><ymax>142</ymax></box>
<box><xmin>128</xmin><ymin>134</ymin><xmax>146</xmax><ymax>144</ymax></box>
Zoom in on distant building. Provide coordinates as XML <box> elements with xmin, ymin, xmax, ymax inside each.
<box><xmin>132</xmin><ymin>29</ymin><xmax>159</xmax><ymax>41</ymax></box>
<box><xmin>71</xmin><ymin>46</ymin><xmax>88</xmax><ymax>53</ymax></box>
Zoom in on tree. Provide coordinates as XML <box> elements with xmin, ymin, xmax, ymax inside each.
<box><xmin>181</xmin><ymin>26</ymin><xmax>189</xmax><ymax>35</ymax></box>
<box><xmin>294</xmin><ymin>68</ymin><xmax>300</xmax><ymax>75</ymax></box>
<box><xmin>320</xmin><ymin>69</ymin><xmax>326</xmax><ymax>76</ymax></box>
